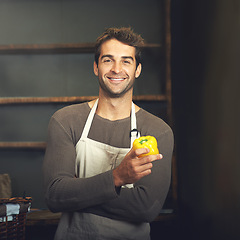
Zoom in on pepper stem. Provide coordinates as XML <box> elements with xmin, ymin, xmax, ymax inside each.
<box><xmin>139</xmin><ymin>139</ymin><xmax>148</xmax><ymax>145</ymax></box>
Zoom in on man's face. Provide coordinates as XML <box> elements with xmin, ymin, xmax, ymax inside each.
<box><xmin>94</xmin><ymin>39</ymin><xmax>142</xmax><ymax>98</ymax></box>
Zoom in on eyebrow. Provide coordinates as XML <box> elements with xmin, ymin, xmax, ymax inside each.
<box><xmin>101</xmin><ymin>55</ymin><xmax>134</xmax><ymax>61</ymax></box>
<box><xmin>122</xmin><ymin>56</ymin><xmax>134</xmax><ymax>61</ymax></box>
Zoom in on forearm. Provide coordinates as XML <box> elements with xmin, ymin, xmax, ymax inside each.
<box><xmin>44</xmin><ymin>169</ymin><xmax>119</xmax><ymax>213</ymax></box>
<box><xmin>86</xmin><ymin>162</ymin><xmax>171</xmax><ymax>222</ymax></box>
<box><xmin>43</xmin><ymin>117</ymin><xmax>119</xmax><ymax>212</ymax></box>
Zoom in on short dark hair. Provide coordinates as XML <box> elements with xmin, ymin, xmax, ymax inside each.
<box><xmin>94</xmin><ymin>27</ymin><xmax>144</xmax><ymax>66</ymax></box>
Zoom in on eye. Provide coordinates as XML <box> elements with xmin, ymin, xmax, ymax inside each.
<box><xmin>122</xmin><ymin>58</ymin><xmax>133</xmax><ymax>65</ymax></box>
<box><xmin>102</xmin><ymin>58</ymin><xmax>112</xmax><ymax>63</ymax></box>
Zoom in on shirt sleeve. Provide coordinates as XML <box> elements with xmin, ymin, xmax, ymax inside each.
<box><xmin>43</xmin><ymin>116</ymin><xmax>119</xmax><ymax>213</ymax></box>
<box><xmin>83</xmin><ymin>128</ymin><xmax>174</xmax><ymax>223</ymax></box>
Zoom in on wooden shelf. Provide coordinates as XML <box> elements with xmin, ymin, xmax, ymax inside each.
<box><xmin>0</xmin><ymin>142</ymin><xmax>46</xmax><ymax>149</ymax></box>
<box><xmin>0</xmin><ymin>95</ymin><xmax>167</xmax><ymax>105</ymax></box>
<box><xmin>0</xmin><ymin>43</ymin><xmax>161</xmax><ymax>54</ymax></box>
<box><xmin>26</xmin><ymin>210</ymin><xmax>61</xmax><ymax>226</ymax></box>
<box><xmin>0</xmin><ymin>94</ymin><xmax>167</xmax><ymax>150</ymax></box>
<box><xmin>26</xmin><ymin>209</ymin><xmax>176</xmax><ymax>227</ymax></box>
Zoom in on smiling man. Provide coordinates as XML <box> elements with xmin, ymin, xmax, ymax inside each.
<box><xmin>43</xmin><ymin>27</ymin><xmax>174</xmax><ymax>240</ymax></box>
<box><xmin>94</xmin><ymin>38</ymin><xmax>141</xmax><ymax>100</ymax></box>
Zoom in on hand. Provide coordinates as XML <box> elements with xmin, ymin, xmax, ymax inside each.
<box><xmin>113</xmin><ymin>147</ymin><xmax>163</xmax><ymax>187</ymax></box>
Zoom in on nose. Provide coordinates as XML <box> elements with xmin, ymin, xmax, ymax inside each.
<box><xmin>111</xmin><ymin>61</ymin><xmax>122</xmax><ymax>74</ymax></box>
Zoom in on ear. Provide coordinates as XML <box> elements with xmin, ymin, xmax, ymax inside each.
<box><xmin>135</xmin><ymin>63</ymin><xmax>142</xmax><ymax>78</ymax></box>
<box><xmin>93</xmin><ymin>61</ymin><xmax>99</xmax><ymax>76</ymax></box>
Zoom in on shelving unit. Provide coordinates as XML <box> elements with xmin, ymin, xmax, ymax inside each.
<box><xmin>0</xmin><ymin>142</ymin><xmax>46</xmax><ymax>149</ymax></box>
<box><xmin>0</xmin><ymin>43</ymin><xmax>160</xmax><ymax>54</ymax></box>
<box><xmin>0</xmin><ymin>95</ymin><xmax>166</xmax><ymax>105</ymax></box>
<box><xmin>0</xmin><ymin>94</ymin><xmax>167</xmax><ymax>149</ymax></box>
<box><xmin>0</xmin><ymin>0</ymin><xmax>177</xmax><ymax>225</ymax></box>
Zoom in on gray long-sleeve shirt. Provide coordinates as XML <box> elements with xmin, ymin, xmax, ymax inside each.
<box><xmin>43</xmin><ymin>102</ymin><xmax>174</xmax><ymax>239</ymax></box>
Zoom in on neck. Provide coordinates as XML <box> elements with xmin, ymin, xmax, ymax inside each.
<box><xmin>97</xmin><ymin>96</ymin><xmax>132</xmax><ymax>121</ymax></box>
<box><xmin>93</xmin><ymin>88</ymin><xmax>136</xmax><ymax>120</ymax></box>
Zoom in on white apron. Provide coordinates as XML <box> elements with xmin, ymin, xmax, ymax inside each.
<box><xmin>75</xmin><ymin>98</ymin><xmax>140</xmax><ymax>188</ymax></box>
<box><xmin>55</xmin><ymin>99</ymin><xmax>151</xmax><ymax>240</ymax></box>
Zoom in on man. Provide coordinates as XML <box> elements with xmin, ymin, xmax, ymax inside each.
<box><xmin>43</xmin><ymin>27</ymin><xmax>174</xmax><ymax>240</ymax></box>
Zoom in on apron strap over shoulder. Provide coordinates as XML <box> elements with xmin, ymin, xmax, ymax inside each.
<box><xmin>81</xmin><ymin>99</ymin><xmax>99</xmax><ymax>139</ymax></box>
<box><xmin>81</xmin><ymin>99</ymin><xmax>140</xmax><ymax>146</ymax></box>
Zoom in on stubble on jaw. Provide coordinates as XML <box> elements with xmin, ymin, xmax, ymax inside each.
<box><xmin>98</xmin><ymin>75</ymin><xmax>135</xmax><ymax>99</ymax></box>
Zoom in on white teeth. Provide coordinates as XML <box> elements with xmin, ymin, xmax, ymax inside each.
<box><xmin>109</xmin><ymin>78</ymin><xmax>124</xmax><ymax>81</ymax></box>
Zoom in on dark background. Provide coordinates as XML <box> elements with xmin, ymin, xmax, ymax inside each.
<box><xmin>171</xmin><ymin>0</ymin><xmax>240</xmax><ymax>239</ymax></box>
<box><xmin>1</xmin><ymin>0</ymin><xmax>240</xmax><ymax>239</ymax></box>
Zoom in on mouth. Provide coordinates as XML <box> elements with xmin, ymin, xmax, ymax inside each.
<box><xmin>107</xmin><ymin>76</ymin><xmax>126</xmax><ymax>83</ymax></box>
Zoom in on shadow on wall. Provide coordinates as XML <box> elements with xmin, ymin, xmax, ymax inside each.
<box><xmin>171</xmin><ymin>0</ymin><xmax>240</xmax><ymax>239</ymax></box>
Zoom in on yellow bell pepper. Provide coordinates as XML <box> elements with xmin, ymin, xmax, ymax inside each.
<box><xmin>133</xmin><ymin>136</ymin><xmax>159</xmax><ymax>157</ymax></box>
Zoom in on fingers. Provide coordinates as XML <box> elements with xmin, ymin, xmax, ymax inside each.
<box><xmin>113</xmin><ymin>148</ymin><xmax>163</xmax><ymax>187</ymax></box>
<box><xmin>134</xmin><ymin>155</ymin><xmax>160</xmax><ymax>172</ymax></box>
<box><xmin>131</xmin><ymin>147</ymin><xmax>163</xmax><ymax>162</ymax></box>
<box><xmin>130</xmin><ymin>153</ymin><xmax>163</xmax><ymax>178</ymax></box>
<box><xmin>140</xmin><ymin>153</ymin><xmax>162</xmax><ymax>163</ymax></box>
<box><xmin>133</xmin><ymin>147</ymin><xmax>149</xmax><ymax>157</ymax></box>
<box><xmin>135</xmin><ymin>162</ymin><xmax>153</xmax><ymax>173</ymax></box>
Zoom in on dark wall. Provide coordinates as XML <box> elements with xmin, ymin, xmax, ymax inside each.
<box><xmin>1</xmin><ymin>1</ymin><xmax>240</xmax><ymax>239</ymax></box>
<box><xmin>171</xmin><ymin>0</ymin><xmax>240</xmax><ymax>239</ymax></box>
<box><xmin>0</xmin><ymin>0</ymin><xmax>166</xmax><ymax>209</ymax></box>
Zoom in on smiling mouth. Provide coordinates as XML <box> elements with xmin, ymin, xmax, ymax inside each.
<box><xmin>107</xmin><ymin>77</ymin><xmax>126</xmax><ymax>82</ymax></box>
<box><xmin>109</xmin><ymin>78</ymin><xmax>124</xmax><ymax>80</ymax></box>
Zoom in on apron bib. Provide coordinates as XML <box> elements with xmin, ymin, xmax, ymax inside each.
<box><xmin>54</xmin><ymin>100</ymin><xmax>151</xmax><ymax>240</ymax></box>
<box><xmin>75</xmin><ymin>99</ymin><xmax>140</xmax><ymax>188</ymax></box>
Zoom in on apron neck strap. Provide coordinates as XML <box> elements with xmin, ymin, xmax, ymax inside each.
<box><xmin>81</xmin><ymin>99</ymin><xmax>140</xmax><ymax>147</ymax></box>
<box><xmin>81</xmin><ymin>99</ymin><xmax>99</xmax><ymax>139</ymax></box>
<box><xmin>130</xmin><ymin>103</ymin><xmax>140</xmax><ymax>147</ymax></box>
